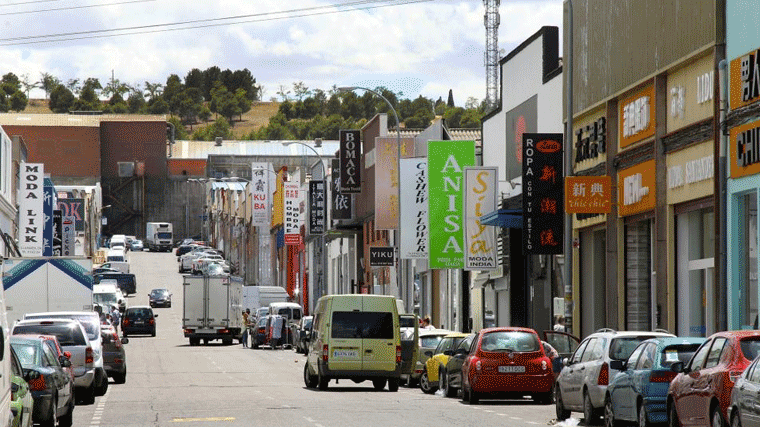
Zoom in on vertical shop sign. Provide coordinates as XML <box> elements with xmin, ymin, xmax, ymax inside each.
<box><xmin>19</xmin><ymin>163</ymin><xmax>44</xmax><ymax>257</ymax></box>
<box><xmin>522</xmin><ymin>133</ymin><xmax>564</xmax><ymax>254</ymax></box>
<box><xmin>52</xmin><ymin>210</ymin><xmax>62</xmax><ymax>256</ymax></box>
<box><xmin>427</xmin><ymin>140</ymin><xmax>476</xmax><ymax>269</ymax></box>
<box><xmin>62</xmin><ymin>216</ymin><xmax>75</xmax><ymax>256</ymax></box>
<box><xmin>331</xmin><ymin>158</ymin><xmax>352</xmax><ymax>220</ymax></box>
<box><xmin>309</xmin><ymin>180</ymin><xmax>326</xmax><ymax>234</ymax></box>
<box><xmin>400</xmin><ymin>158</ymin><xmax>428</xmax><ymax>259</ymax></box>
<box><xmin>464</xmin><ymin>167</ymin><xmax>498</xmax><ymax>270</ymax></box>
<box><xmin>284</xmin><ymin>175</ymin><xmax>301</xmax><ymax>245</ymax></box>
<box><xmin>43</xmin><ymin>177</ymin><xmax>54</xmax><ymax>257</ymax></box>
<box><xmin>375</xmin><ymin>137</ymin><xmax>415</xmax><ymax>230</ymax></box>
<box><xmin>339</xmin><ymin>130</ymin><xmax>361</xmax><ymax>193</ymax></box>
<box><xmin>57</xmin><ymin>198</ymin><xmax>85</xmax><ymax>232</ymax></box>
<box><xmin>251</xmin><ymin>162</ymin><xmax>272</xmax><ymax>227</ymax></box>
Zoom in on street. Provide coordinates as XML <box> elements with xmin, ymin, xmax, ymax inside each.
<box><xmin>72</xmin><ymin>250</ymin><xmax>566</xmax><ymax>427</ymax></box>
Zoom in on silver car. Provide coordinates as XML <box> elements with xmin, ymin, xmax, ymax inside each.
<box><xmin>555</xmin><ymin>329</ymin><xmax>675</xmax><ymax>424</ymax></box>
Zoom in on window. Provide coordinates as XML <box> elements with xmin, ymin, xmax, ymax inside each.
<box><xmin>480</xmin><ymin>331</ymin><xmax>539</xmax><ymax>352</ymax></box>
<box><xmin>331</xmin><ymin>312</ymin><xmax>394</xmax><ymax>339</ymax></box>
<box><xmin>581</xmin><ymin>338</ymin><xmax>600</xmax><ymax>362</ymax></box>
<box><xmin>42</xmin><ymin>344</ymin><xmax>58</xmax><ymax>368</ymax></box>
<box><xmin>689</xmin><ymin>340</ymin><xmax>712</xmax><ymax>371</ymax></box>
<box><xmin>637</xmin><ymin>343</ymin><xmax>656</xmax><ymax>370</ymax></box>
<box><xmin>421</xmin><ymin>336</ymin><xmax>444</xmax><ymax>349</ymax></box>
<box><xmin>740</xmin><ymin>338</ymin><xmax>760</xmax><ymax>361</ymax></box>
<box><xmin>705</xmin><ymin>338</ymin><xmax>727</xmax><ymax>368</ymax></box>
<box><xmin>571</xmin><ymin>339</ymin><xmax>591</xmax><ymax>364</ymax></box>
<box><xmin>609</xmin><ymin>336</ymin><xmax>657</xmax><ymax>360</ymax></box>
<box><xmin>627</xmin><ymin>344</ymin><xmax>646</xmax><ymax>368</ymax></box>
<box><xmin>660</xmin><ymin>343</ymin><xmax>702</xmax><ymax>368</ymax></box>
<box><xmin>747</xmin><ymin>360</ymin><xmax>759</xmax><ymax>383</ymax></box>
<box><xmin>751</xmin><ymin>360</ymin><xmax>760</xmax><ymax>383</ymax></box>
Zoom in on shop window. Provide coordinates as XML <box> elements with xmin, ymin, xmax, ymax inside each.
<box><xmin>742</xmin><ymin>192</ymin><xmax>758</xmax><ymax>329</ymax></box>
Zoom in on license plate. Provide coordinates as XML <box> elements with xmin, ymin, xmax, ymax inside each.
<box><xmin>498</xmin><ymin>365</ymin><xmax>526</xmax><ymax>373</ymax></box>
<box><xmin>135</xmin><ymin>321</ymin><xmax>144</xmax><ymax>325</ymax></box>
<box><xmin>333</xmin><ymin>349</ymin><xmax>358</xmax><ymax>358</ymax></box>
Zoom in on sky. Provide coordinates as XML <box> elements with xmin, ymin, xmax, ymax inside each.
<box><xmin>0</xmin><ymin>0</ymin><xmax>563</xmax><ymax>106</ymax></box>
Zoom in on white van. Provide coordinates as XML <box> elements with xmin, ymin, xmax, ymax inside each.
<box><xmin>268</xmin><ymin>302</ymin><xmax>303</xmax><ymax>323</ymax></box>
<box><xmin>109</xmin><ymin>235</ymin><xmax>126</xmax><ymax>251</ymax></box>
<box><xmin>106</xmin><ymin>248</ymin><xmax>126</xmax><ymax>263</ymax></box>
<box><xmin>93</xmin><ymin>283</ymin><xmax>126</xmax><ymax>313</ymax></box>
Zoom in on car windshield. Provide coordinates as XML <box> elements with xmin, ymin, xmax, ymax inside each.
<box><xmin>207</xmin><ymin>264</ymin><xmax>225</xmax><ymax>275</ymax></box>
<box><xmin>157</xmin><ymin>232</ymin><xmax>172</xmax><ymax>239</ymax></box>
<box><xmin>421</xmin><ymin>335</ymin><xmax>445</xmax><ymax>348</ymax></box>
<box><xmin>10</xmin><ymin>343</ymin><xmax>40</xmax><ymax>369</ymax></box>
<box><xmin>94</xmin><ymin>293</ymin><xmax>118</xmax><ymax>305</ymax></box>
<box><xmin>480</xmin><ymin>331</ymin><xmax>539</xmax><ymax>352</ymax></box>
<box><xmin>399</xmin><ymin>316</ymin><xmax>416</xmax><ymax>328</ymax></box>
<box><xmin>151</xmin><ymin>289</ymin><xmax>169</xmax><ymax>297</ymax></box>
<box><xmin>609</xmin><ymin>336</ymin><xmax>659</xmax><ymax>360</ymax></box>
<box><xmin>14</xmin><ymin>324</ymin><xmax>87</xmax><ymax>346</ymax></box>
<box><xmin>660</xmin><ymin>344</ymin><xmax>703</xmax><ymax>367</ymax></box>
<box><xmin>331</xmin><ymin>312</ymin><xmax>394</xmax><ymax>339</ymax></box>
<box><xmin>740</xmin><ymin>338</ymin><xmax>760</xmax><ymax>361</ymax></box>
<box><xmin>127</xmin><ymin>308</ymin><xmax>153</xmax><ymax>318</ymax></box>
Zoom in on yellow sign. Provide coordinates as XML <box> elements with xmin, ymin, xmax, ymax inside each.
<box><xmin>271</xmin><ymin>168</ymin><xmax>286</xmax><ymax>227</ymax></box>
<box><xmin>730</xmin><ymin>118</ymin><xmax>760</xmax><ymax>178</ymax></box>
<box><xmin>618</xmin><ymin>160</ymin><xmax>656</xmax><ymax>217</ymax></box>
<box><xmin>731</xmin><ymin>48</ymin><xmax>760</xmax><ymax>110</ymax></box>
<box><xmin>619</xmin><ymin>84</ymin><xmax>656</xmax><ymax>148</ymax></box>
<box><xmin>565</xmin><ymin>176</ymin><xmax>611</xmax><ymax>213</ymax></box>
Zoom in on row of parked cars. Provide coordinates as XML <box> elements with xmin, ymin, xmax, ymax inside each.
<box><xmin>176</xmin><ymin>241</ymin><xmax>229</xmax><ymax>275</ymax></box>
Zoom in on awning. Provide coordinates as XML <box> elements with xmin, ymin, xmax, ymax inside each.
<box><xmin>479</xmin><ymin>209</ymin><xmax>522</xmax><ymax>228</ymax></box>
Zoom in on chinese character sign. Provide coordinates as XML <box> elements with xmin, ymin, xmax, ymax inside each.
<box><xmin>564</xmin><ymin>176</ymin><xmax>611</xmax><ymax>214</ymax></box>
<box><xmin>308</xmin><ymin>180</ymin><xmax>326</xmax><ymax>234</ymax></box>
<box><xmin>284</xmin><ymin>175</ymin><xmax>301</xmax><ymax>245</ymax></box>
<box><xmin>400</xmin><ymin>158</ymin><xmax>428</xmax><ymax>259</ymax></box>
<box><xmin>331</xmin><ymin>158</ymin><xmax>352</xmax><ymax>220</ymax></box>
<box><xmin>251</xmin><ymin>162</ymin><xmax>272</xmax><ymax>227</ymax></box>
<box><xmin>522</xmin><ymin>133</ymin><xmax>564</xmax><ymax>255</ymax></box>
<box><xmin>427</xmin><ymin>140</ymin><xmax>476</xmax><ymax>269</ymax></box>
<box><xmin>43</xmin><ymin>178</ymin><xmax>54</xmax><ymax>257</ymax></box>
<box><xmin>375</xmin><ymin>137</ymin><xmax>416</xmax><ymax>230</ymax></box>
<box><xmin>464</xmin><ymin>167</ymin><xmax>498</xmax><ymax>270</ymax></box>
<box><xmin>19</xmin><ymin>163</ymin><xmax>44</xmax><ymax>257</ymax></box>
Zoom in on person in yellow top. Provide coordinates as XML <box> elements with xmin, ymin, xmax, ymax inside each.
<box><xmin>241</xmin><ymin>309</ymin><xmax>251</xmax><ymax>347</ymax></box>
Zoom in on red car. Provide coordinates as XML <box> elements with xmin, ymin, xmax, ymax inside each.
<box><xmin>667</xmin><ymin>330</ymin><xmax>760</xmax><ymax>427</ymax></box>
<box><xmin>460</xmin><ymin>327</ymin><xmax>554</xmax><ymax>404</ymax></box>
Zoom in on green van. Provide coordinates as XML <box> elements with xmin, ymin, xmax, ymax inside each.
<box><xmin>304</xmin><ymin>294</ymin><xmax>402</xmax><ymax>391</ymax></box>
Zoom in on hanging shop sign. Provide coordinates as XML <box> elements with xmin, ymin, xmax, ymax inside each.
<box><xmin>574</xmin><ymin>117</ymin><xmax>607</xmax><ymax>163</ymax></box>
<box><xmin>284</xmin><ymin>175</ymin><xmax>301</xmax><ymax>245</ymax></box>
<box><xmin>522</xmin><ymin>133</ymin><xmax>564</xmax><ymax>255</ymax></box>
<box><xmin>62</xmin><ymin>216</ymin><xmax>75</xmax><ymax>256</ymax></box>
<box><xmin>308</xmin><ymin>180</ymin><xmax>326</xmax><ymax>234</ymax></box>
<box><xmin>504</xmin><ymin>95</ymin><xmax>537</xmax><ymax>180</ymax></box>
<box><xmin>339</xmin><ymin>129</ymin><xmax>361</xmax><ymax>193</ymax></box>
<box><xmin>399</xmin><ymin>158</ymin><xmax>428</xmax><ymax>259</ymax></box>
<box><xmin>618</xmin><ymin>160</ymin><xmax>656</xmax><ymax>217</ymax></box>
<box><xmin>565</xmin><ymin>176</ymin><xmax>612</xmax><ymax>214</ymax></box>
<box><xmin>619</xmin><ymin>85</ymin><xmax>656</xmax><ymax>148</ymax></box>
<box><xmin>375</xmin><ymin>137</ymin><xmax>416</xmax><ymax>230</ymax></box>
<box><xmin>427</xmin><ymin>140</ymin><xmax>476</xmax><ymax>269</ymax></box>
<box><xmin>731</xmin><ymin>47</ymin><xmax>760</xmax><ymax>110</ymax></box>
<box><xmin>43</xmin><ymin>178</ymin><xmax>54</xmax><ymax>257</ymax></box>
<box><xmin>730</xmin><ymin>118</ymin><xmax>760</xmax><ymax>178</ymax></box>
<box><xmin>57</xmin><ymin>198</ymin><xmax>85</xmax><ymax>232</ymax></box>
<box><xmin>271</xmin><ymin>168</ymin><xmax>286</xmax><ymax>228</ymax></box>
<box><xmin>331</xmin><ymin>158</ymin><xmax>352</xmax><ymax>220</ymax></box>
<box><xmin>251</xmin><ymin>162</ymin><xmax>272</xmax><ymax>227</ymax></box>
<box><xmin>464</xmin><ymin>167</ymin><xmax>498</xmax><ymax>270</ymax></box>
<box><xmin>52</xmin><ymin>210</ymin><xmax>62</xmax><ymax>256</ymax></box>
<box><xmin>19</xmin><ymin>163</ymin><xmax>44</xmax><ymax>257</ymax></box>
<box><xmin>369</xmin><ymin>246</ymin><xmax>395</xmax><ymax>267</ymax></box>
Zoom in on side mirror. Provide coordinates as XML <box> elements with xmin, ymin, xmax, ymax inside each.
<box><xmin>424</xmin><ymin>351</ymin><xmax>433</xmax><ymax>357</ymax></box>
<box><xmin>59</xmin><ymin>357</ymin><xmax>71</xmax><ymax>368</ymax></box>
<box><xmin>23</xmin><ymin>370</ymin><xmax>40</xmax><ymax>382</ymax></box>
<box><xmin>455</xmin><ymin>348</ymin><xmax>468</xmax><ymax>356</ymax></box>
<box><xmin>121</xmin><ymin>337</ymin><xmax>129</xmax><ymax>344</ymax></box>
<box><xmin>670</xmin><ymin>361</ymin><xmax>687</xmax><ymax>373</ymax></box>
<box><xmin>609</xmin><ymin>359</ymin><xmax>626</xmax><ymax>371</ymax></box>
<box><xmin>563</xmin><ymin>357</ymin><xmax>572</xmax><ymax>366</ymax></box>
<box><xmin>11</xmin><ymin>382</ymin><xmax>19</xmax><ymax>393</ymax></box>
<box><xmin>64</xmin><ymin>352</ymin><xmax>71</xmax><ymax>359</ymax></box>
<box><xmin>443</xmin><ymin>350</ymin><xmax>453</xmax><ymax>356</ymax></box>
<box><xmin>154</xmin><ymin>314</ymin><xmax>158</xmax><ymax>318</ymax></box>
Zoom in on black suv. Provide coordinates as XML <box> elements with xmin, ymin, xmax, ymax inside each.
<box><xmin>94</xmin><ymin>273</ymin><xmax>136</xmax><ymax>295</ymax></box>
<box><xmin>122</xmin><ymin>306</ymin><xmax>157</xmax><ymax>337</ymax></box>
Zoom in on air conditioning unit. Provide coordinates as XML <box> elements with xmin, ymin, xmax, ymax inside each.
<box><xmin>117</xmin><ymin>162</ymin><xmax>135</xmax><ymax>177</ymax></box>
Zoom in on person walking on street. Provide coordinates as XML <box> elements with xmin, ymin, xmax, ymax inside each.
<box><xmin>553</xmin><ymin>315</ymin><xmax>567</xmax><ymax>332</ymax></box>
<box><xmin>111</xmin><ymin>306</ymin><xmax>121</xmax><ymax>334</ymax></box>
<box><xmin>271</xmin><ymin>315</ymin><xmax>283</xmax><ymax>349</ymax></box>
<box><xmin>241</xmin><ymin>310</ymin><xmax>250</xmax><ymax>347</ymax></box>
<box><xmin>422</xmin><ymin>316</ymin><xmax>435</xmax><ymax>330</ymax></box>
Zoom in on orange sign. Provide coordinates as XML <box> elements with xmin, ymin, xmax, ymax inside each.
<box><xmin>565</xmin><ymin>176</ymin><xmax>612</xmax><ymax>214</ymax></box>
<box><xmin>730</xmin><ymin>48</ymin><xmax>760</xmax><ymax>110</ymax></box>
<box><xmin>619</xmin><ymin>84</ymin><xmax>656</xmax><ymax>148</ymax></box>
<box><xmin>730</xmin><ymin>118</ymin><xmax>760</xmax><ymax>179</ymax></box>
<box><xmin>618</xmin><ymin>160</ymin><xmax>656</xmax><ymax>217</ymax></box>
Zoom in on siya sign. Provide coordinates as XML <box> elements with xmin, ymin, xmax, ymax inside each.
<box><xmin>427</xmin><ymin>140</ymin><xmax>476</xmax><ymax>269</ymax></box>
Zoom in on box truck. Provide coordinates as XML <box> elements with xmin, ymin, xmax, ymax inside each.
<box><xmin>242</xmin><ymin>286</ymin><xmax>290</xmax><ymax>312</ymax></box>
<box><xmin>2</xmin><ymin>257</ymin><xmax>93</xmax><ymax>325</ymax></box>
<box><xmin>146</xmin><ymin>222</ymin><xmax>173</xmax><ymax>252</ymax></box>
<box><xmin>182</xmin><ymin>274</ymin><xmax>243</xmax><ymax>345</ymax></box>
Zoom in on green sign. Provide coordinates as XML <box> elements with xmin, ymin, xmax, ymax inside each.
<box><xmin>427</xmin><ymin>140</ymin><xmax>476</xmax><ymax>269</ymax></box>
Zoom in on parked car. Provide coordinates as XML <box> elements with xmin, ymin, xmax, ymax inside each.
<box><xmin>251</xmin><ymin>315</ymin><xmax>270</xmax><ymax>349</ymax></box>
<box><xmin>294</xmin><ymin>316</ymin><xmax>313</xmax><ymax>354</ymax></box>
<box><xmin>93</xmin><ymin>273</ymin><xmax>136</xmax><ymax>296</ymax></box>
<box><xmin>603</xmin><ymin>337</ymin><xmax>706</xmax><ymax>427</ymax></box>
<box><xmin>92</xmin><ymin>267</ymin><xmax>120</xmax><ymax>275</ymax></box>
<box><xmin>148</xmin><ymin>288</ymin><xmax>172</xmax><ymax>308</ymax></box>
<box><xmin>13</xmin><ymin>317</ymin><xmax>101</xmax><ymax>404</ymax></box>
<box><xmin>37</xmin><ymin>335</ymin><xmax>75</xmax><ymax>385</ymax></box>
<box><xmin>438</xmin><ymin>333</ymin><xmax>476</xmax><ymax>398</ymax></box>
<box><xmin>421</xmin><ymin>332</ymin><xmax>469</xmax><ymax>394</ymax></box>
<box><xmin>668</xmin><ymin>330</ymin><xmax>760</xmax><ymax>427</ymax></box>
<box><xmin>408</xmin><ymin>329</ymin><xmax>452</xmax><ymax>387</ymax></box>
<box><xmin>122</xmin><ymin>306</ymin><xmax>157</xmax><ymax>337</ymax></box>
<box><xmin>9</xmin><ymin>346</ymin><xmax>34</xmax><ymax>427</ymax></box>
<box><xmin>555</xmin><ymin>328</ymin><xmax>675</xmax><ymax>424</ymax></box>
<box><xmin>129</xmin><ymin>239</ymin><xmax>144</xmax><ymax>251</ymax></box>
<box><xmin>729</xmin><ymin>352</ymin><xmax>760</xmax><ymax>427</ymax></box>
<box><xmin>179</xmin><ymin>251</ymin><xmax>213</xmax><ymax>273</ymax></box>
<box><xmin>100</xmin><ymin>324</ymin><xmax>128</xmax><ymax>384</ymax></box>
<box><xmin>191</xmin><ymin>256</ymin><xmax>226</xmax><ymax>275</ymax></box>
<box><xmin>10</xmin><ymin>335</ymin><xmax>75</xmax><ymax>427</ymax></box>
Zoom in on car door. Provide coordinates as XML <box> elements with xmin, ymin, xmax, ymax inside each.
<box><xmin>737</xmin><ymin>360</ymin><xmax>760</xmax><ymax>427</ymax></box>
<box><xmin>41</xmin><ymin>343</ymin><xmax>69</xmax><ymax>413</ymax></box>
<box><xmin>328</xmin><ymin>298</ymin><xmax>363</xmax><ymax>372</ymax></box>
<box><xmin>543</xmin><ymin>330</ymin><xmax>581</xmax><ymax>359</ymax></box>
<box><xmin>694</xmin><ymin>337</ymin><xmax>728</xmax><ymax>425</ymax></box>
<box><xmin>452</xmin><ymin>334</ymin><xmax>476</xmax><ymax>389</ymax></box>
<box><xmin>561</xmin><ymin>338</ymin><xmax>591</xmax><ymax>408</ymax></box>
<box><xmin>673</xmin><ymin>338</ymin><xmax>712</xmax><ymax>425</ymax></box>
<box><xmin>631</xmin><ymin>343</ymin><xmax>657</xmax><ymax>419</ymax></box>
<box><xmin>613</xmin><ymin>342</ymin><xmax>646</xmax><ymax>421</ymax></box>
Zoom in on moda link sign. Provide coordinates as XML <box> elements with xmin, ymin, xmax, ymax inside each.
<box><xmin>19</xmin><ymin>163</ymin><xmax>44</xmax><ymax>257</ymax></box>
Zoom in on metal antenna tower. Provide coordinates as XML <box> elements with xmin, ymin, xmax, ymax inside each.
<box><xmin>484</xmin><ymin>0</ymin><xmax>500</xmax><ymax>110</ymax></box>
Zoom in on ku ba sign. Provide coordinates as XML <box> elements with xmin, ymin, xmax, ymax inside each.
<box><xmin>339</xmin><ymin>130</ymin><xmax>361</xmax><ymax>193</ymax></box>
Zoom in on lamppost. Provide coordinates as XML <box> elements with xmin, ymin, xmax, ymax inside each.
<box><xmin>282</xmin><ymin>141</ymin><xmax>328</xmax><ymax>303</ymax></box>
<box><xmin>337</xmin><ymin>86</ymin><xmax>403</xmax><ymax>305</ymax></box>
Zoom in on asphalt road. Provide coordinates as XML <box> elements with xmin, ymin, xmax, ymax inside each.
<box><xmin>70</xmin><ymin>250</ymin><xmax>575</xmax><ymax>427</ymax></box>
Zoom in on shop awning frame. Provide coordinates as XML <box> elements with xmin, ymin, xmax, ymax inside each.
<box><xmin>479</xmin><ymin>209</ymin><xmax>523</xmax><ymax>229</ymax></box>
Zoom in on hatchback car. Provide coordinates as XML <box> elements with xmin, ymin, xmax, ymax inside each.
<box><xmin>129</xmin><ymin>239</ymin><xmax>143</xmax><ymax>251</ymax></box>
<box><xmin>9</xmin><ymin>346</ymin><xmax>33</xmax><ymax>427</ymax></box>
<box><xmin>409</xmin><ymin>329</ymin><xmax>452</xmax><ymax>387</ymax></box>
<box><xmin>37</xmin><ymin>335</ymin><xmax>75</xmax><ymax>386</ymax></box>
<box><xmin>10</xmin><ymin>335</ymin><xmax>75</xmax><ymax>427</ymax></box>
<box><xmin>100</xmin><ymin>323</ymin><xmax>128</xmax><ymax>383</ymax></box>
<box><xmin>667</xmin><ymin>330</ymin><xmax>760</xmax><ymax>427</ymax></box>
<box><xmin>555</xmin><ymin>329</ymin><xmax>675</xmax><ymax>424</ymax></box>
<box><xmin>421</xmin><ymin>332</ymin><xmax>469</xmax><ymax>394</ymax></box>
<box><xmin>294</xmin><ymin>316</ymin><xmax>313</xmax><ymax>354</ymax></box>
<box><xmin>729</xmin><ymin>353</ymin><xmax>760</xmax><ymax>427</ymax></box>
<box><xmin>148</xmin><ymin>288</ymin><xmax>172</xmax><ymax>308</ymax></box>
<box><xmin>251</xmin><ymin>315</ymin><xmax>269</xmax><ymax>349</ymax></box>
<box><xmin>604</xmin><ymin>337</ymin><xmax>705</xmax><ymax>427</ymax></box>
<box><xmin>122</xmin><ymin>306</ymin><xmax>157</xmax><ymax>337</ymax></box>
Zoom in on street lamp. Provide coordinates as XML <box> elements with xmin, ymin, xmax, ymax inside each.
<box><xmin>282</xmin><ymin>141</ymin><xmax>328</xmax><ymax>304</ymax></box>
<box><xmin>337</xmin><ymin>86</ymin><xmax>403</xmax><ymax>305</ymax></box>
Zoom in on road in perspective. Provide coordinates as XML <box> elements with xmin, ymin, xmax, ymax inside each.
<box><xmin>72</xmin><ymin>250</ymin><xmax>563</xmax><ymax>427</ymax></box>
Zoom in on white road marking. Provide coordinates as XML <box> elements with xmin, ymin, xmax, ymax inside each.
<box><xmin>510</xmin><ymin>416</ymin><xmax>522</xmax><ymax>420</ymax></box>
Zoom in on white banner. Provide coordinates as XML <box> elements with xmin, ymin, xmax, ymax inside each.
<box><xmin>284</xmin><ymin>175</ymin><xmax>301</xmax><ymax>245</ymax></box>
<box><xmin>251</xmin><ymin>162</ymin><xmax>272</xmax><ymax>227</ymax></box>
<box><xmin>399</xmin><ymin>158</ymin><xmax>428</xmax><ymax>259</ymax></box>
<box><xmin>62</xmin><ymin>216</ymin><xmax>75</xmax><ymax>256</ymax></box>
<box><xmin>19</xmin><ymin>162</ymin><xmax>44</xmax><ymax>257</ymax></box>
<box><xmin>464</xmin><ymin>167</ymin><xmax>498</xmax><ymax>270</ymax></box>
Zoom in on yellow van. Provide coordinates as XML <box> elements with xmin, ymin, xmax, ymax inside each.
<box><xmin>303</xmin><ymin>294</ymin><xmax>401</xmax><ymax>391</ymax></box>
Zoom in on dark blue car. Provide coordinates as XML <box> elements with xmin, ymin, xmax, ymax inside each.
<box><xmin>604</xmin><ymin>336</ymin><xmax>706</xmax><ymax>426</ymax></box>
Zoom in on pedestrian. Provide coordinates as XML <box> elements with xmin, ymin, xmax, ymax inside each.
<box><xmin>553</xmin><ymin>315</ymin><xmax>566</xmax><ymax>332</ymax></box>
<box><xmin>241</xmin><ymin>309</ymin><xmax>250</xmax><ymax>348</ymax></box>
<box><xmin>111</xmin><ymin>306</ymin><xmax>121</xmax><ymax>333</ymax></box>
<box><xmin>422</xmin><ymin>316</ymin><xmax>435</xmax><ymax>330</ymax></box>
<box><xmin>271</xmin><ymin>315</ymin><xmax>283</xmax><ymax>349</ymax></box>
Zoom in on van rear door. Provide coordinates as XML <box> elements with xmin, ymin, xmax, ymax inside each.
<box><xmin>361</xmin><ymin>297</ymin><xmax>398</xmax><ymax>373</ymax></box>
<box><xmin>399</xmin><ymin>314</ymin><xmax>419</xmax><ymax>376</ymax></box>
<box><xmin>327</xmin><ymin>297</ymin><xmax>362</xmax><ymax>372</ymax></box>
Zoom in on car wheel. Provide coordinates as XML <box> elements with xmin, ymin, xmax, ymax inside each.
<box><xmin>113</xmin><ymin>369</ymin><xmax>126</xmax><ymax>384</ymax></box>
<box><xmin>189</xmin><ymin>338</ymin><xmax>199</xmax><ymax>346</ymax></box>
<box><xmin>438</xmin><ymin>368</ymin><xmax>446</xmax><ymax>393</ymax></box>
<box><xmin>444</xmin><ymin>372</ymin><xmax>456</xmax><ymax>398</ymax></box>
<box><xmin>605</xmin><ymin>395</ymin><xmax>618</xmax><ymax>427</ymax></box>
<box><xmin>372</xmin><ymin>378</ymin><xmax>387</xmax><ymax>391</ymax></box>
<box><xmin>669</xmin><ymin>402</ymin><xmax>681</xmax><ymax>427</ymax></box>
<box><xmin>713</xmin><ymin>408</ymin><xmax>727</xmax><ymax>427</ymax></box>
<box><xmin>469</xmin><ymin>388</ymin><xmax>479</xmax><ymax>404</ymax></box>
<box><xmin>420</xmin><ymin>370</ymin><xmax>435</xmax><ymax>394</ymax></box>
<box><xmin>639</xmin><ymin>401</ymin><xmax>650</xmax><ymax>427</ymax></box>
<box><xmin>42</xmin><ymin>397</ymin><xmax>57</xmax><ymax>427</ymax></box>
<box><xmin>58</xmin><ymin>394</ymin><xmax>74</xmax><ymax>427</ymax></box>
<box><xmin>303</xmin><ymin>363</ymin><xmax>317</xmax><ymax>388</ymax></box>
<box><xmin>584</xmin><ymin>390</ymin><xmax>596</xmax><ymax>425</ymax></box>
<box><xmin>732</xmin><ymin>411</ymin><xmax>743</xmax><ymax>427</ymax></box>
<box><xmin>84</xmin><ymin>385</ymin><xmax>96</xmax><ymax>404</ymax></box>
<box><xmin>388</xmin><ymin>378</ymin><xmax>399</xmax><ymax>392</ymax></box>
<box><xmin>556</xmin><ymin>386</ymin><xmax>571</xmax><ymax>421</ymax></box>
<box><xmin>317</xmin><ymin>369</ymin><xmax>329</xmax><ymax>390</ymax></box>
<box><xmin>151</xmin><ymin>330</ymin><xmax>157</xmax><ymax>337</ymax></box>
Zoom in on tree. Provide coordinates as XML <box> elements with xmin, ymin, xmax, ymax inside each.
<box><xmin>0</xmin><ymin>93</ymin><xmax>9</xmax><ymax>113</ymax></box>
<box><xmin>144</xmin><ymin>81</ymin><xmax>163</xmax><ymax>99</ymax></box>
<box><xmin>49</xmin><ymin>85</ymin><xmax>75</xmax><ymax>113</ymax></box>
<box><xmin>127</xmin><ymin>89</ymin><xmax>146</xmax><ymax>113</ymax></box>
<box><xmin>184</xmin><ymin>68</ymin><xmax>204</xmax><ymax>92</ymax></box>
<box><xmin>1</xmin><ymin>73</ymin><xmax>21</xmax><ymax>97</ymax></box>
<box><xmin>340</xmin><ymin>91</ymin><xmax>362</xmax><ymax>120</ymax></box>
<box><xmin>325</xmin><ymin>93</ymin><xmax>341</xmax><ymax>116</ymax></box>
<box><xmin>191</xmin><ymin>117</ymin><xmax>233</xmax><ymax>141</ymax></box>
<box><xmin>201</xmin><ymin>66</ymin><xmax>221</xmax><ymax>101</ymax></box>
<box><xmin>38</xmin><ymin>72</ymin><xmax>60</xmax><ymax>100</ymax></box>
<box><xmin>293</xmin><ymin>81</ymin><xmax>310</xmax><ymax>101</ymax></box>
<box><xmin>235</xmin><ymin>88</ymin><xmax>251</xmax><ymax>121</ymax></box>
<box><xmin>167</xmin><ymin>116</ymin><xmax>190</xmax><ymax>140</ymax></box>
<box><xmin>459</xmin><ymin>108</ymin><xmax>481</xmax><ymax>128</ymax></box>
<box><xmin>102</xmin><ymin>77</ymin><xmax>130</xmax><ymax>100</ymax></box>
<box><xmin>465</xmin><ymin>96</ymin><xmax>479</xmax><ymax>110</ymax></box>
<box><xmin>147</xmin><ymin>97</ymin><xmax>169</xmax><ymax>114</ymax></box>
<box><xmin>20</xmin><ymin>74</ymin><xmax>39</xmax><ymax>98</ymax></box>
<box><xmin>276</xmin><ymin>84</ymin><xmax>290</xmax><ymax>101</ymax></box>
<box><xmin>447</xmin><ymin>89</ymin><xmax>454</xmax><ymax>107</ymax></box>
<box><xmin>443</xmin><ymin>107</ymin><xmax>465</xmax><ymax>128</ymax></box>
<box><xmin>278</xmin><ymin>101</ymin><xmax>294</xmax><ymax>120</ymax></box>
<box><xmin>9</xmin><ymin>91</ymin><xmax>27</xmax><ymax>112</ymax></box>
<box><xmin>198</xmin><ymin>105</ymin><xmax>211</xmax><ymax>123</ymax></box>
<box><xmin>177</xmin><ymin>87</ymin><xmax>204</xmax><ymax>125</ymax></box>
<box><xmin>66</xmin><ymin>78</ymin><xmax>81</xmax><ymax>95</ymax></box>
<box><xmin>163</xmin><ymin>74</ymin><xmax>184</xmax><ymax>115</ymax></box>
<box><xmin>73</xmin><ymin>79</ymin><xmax>102</xmax><ymax>111</ymax></box>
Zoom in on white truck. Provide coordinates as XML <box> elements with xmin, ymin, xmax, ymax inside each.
<box><xmin>2</xmin><ymin>257</ymin><xmax>93</xmax><ymax>325</ymax></box>
<box><xmin>242</xmin><ymin>285</ymin><xmax>290</xmax><ymax>312</ymax></box>
<box><xmin>182</xmin><ymin>274</ymin><xmax>243</xmax><ymax>345</ymax></box>
<box><xmin>146</xmin><ymin>222</ymin><xmax>173</xmax><ymax>252</ymax></box>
